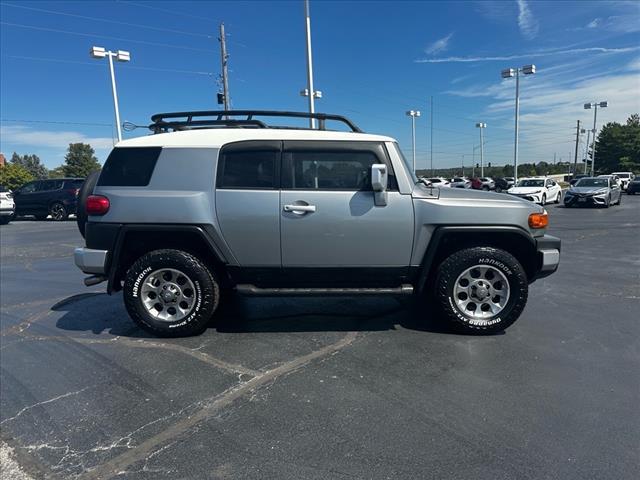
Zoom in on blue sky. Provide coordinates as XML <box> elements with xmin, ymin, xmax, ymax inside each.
<box><xmin>1</xmin><ymin>0</ymin><xmax>639</xmax><ymax>170</ymax></box>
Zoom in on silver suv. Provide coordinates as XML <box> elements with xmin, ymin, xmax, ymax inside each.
<box><xmin>74</xmin><ymin>111</ymin><xmax>560</xmax><ymax>337</ymax></box>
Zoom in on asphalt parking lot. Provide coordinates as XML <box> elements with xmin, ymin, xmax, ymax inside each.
<box><xmin>1</xmin><ymin>197</ymin><xmax>639</xmax><ymax>480</ymax></box>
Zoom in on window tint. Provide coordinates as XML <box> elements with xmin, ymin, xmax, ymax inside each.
<box><xmin>20</xmin><ymin>182</ymin><xmax>37</xmax><ymax>193</ymax></box>
<box><xmin>283</xmin><ymin>148</ymin><xmax>397</xmax><ymax>191</ymax></box>
<box><xmin>98</xmin><ymin>147</ymin><xmax>161</xmax><ymax>186</ymax></box>
<box><xmin>217</xmin><ymin>150</ymin><xmax>277</xmax><ymax>189</ymax></box>
<box><xmin>64</xmin><ymin>180</ymin><xmax>84</xmax><ymax>189</ymax></box>
<box><xmin>37</xmin><ymin>179</ymin><xmax>63</xmax><ymax>191</ymax></box>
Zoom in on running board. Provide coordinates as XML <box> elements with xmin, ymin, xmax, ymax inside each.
<box><xmin>235</xmin><ymin>284</ymin><xmax>414</xmax><ymax>297</ymax></box>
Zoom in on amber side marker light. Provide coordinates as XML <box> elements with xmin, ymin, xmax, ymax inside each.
<box><xmin>528</xmin><ymin>211</ymin><xmax>548</xmax><ymax>229</ymax></box>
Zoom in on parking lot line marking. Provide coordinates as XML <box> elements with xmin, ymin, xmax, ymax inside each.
<box><xmin>78</xmin><ymin>331</ymin><xmax>358</xmax><ymax>480</ymax></box>
<box><xmin>13</xmin><ymin>330</ymin><xmax>261</xmax><ymax>378</ymax></box>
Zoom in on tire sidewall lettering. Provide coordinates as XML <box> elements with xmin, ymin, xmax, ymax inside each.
<box><xmin>132</xmin><ymin>266</ymin><xmax>152</xmax><ymax>298</ymax></box>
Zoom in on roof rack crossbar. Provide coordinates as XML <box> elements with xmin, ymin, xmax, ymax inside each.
<box><xmin>149</xmin><ymin>110</ymin><xmax>363</xmax><ymax>133</ymax></box>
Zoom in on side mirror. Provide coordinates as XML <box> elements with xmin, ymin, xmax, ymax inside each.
<box><xmin>371</xmin><ymin>164</ymin><xmax>387</xmax><ymax>206</ymax></box>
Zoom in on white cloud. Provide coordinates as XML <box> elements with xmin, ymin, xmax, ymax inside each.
<box><xmin>517</xmin><ymin>0</ymin><xmax>539</xmax><ymax>39</ymax></box>
<box><xmin>0</xmin><ymin>125</ymin><xmax>114</xmax><ymax>150</ymax></box>
<box><xmin>416</xmin><ymin>45</ymin><xmax>640</xmax><ymax>63</ymax></box>
<box><xmin>587</xmin><ymin>18</ymin><xmax>601</xmax><ymax>29</ymax></box>
<box><xmin>424</xmin><ymin>33</ymin><xmax>454</xmax><ymax>55</ymax></box>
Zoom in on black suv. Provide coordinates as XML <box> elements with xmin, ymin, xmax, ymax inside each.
<box><xmin>14</xmin><ymin>178</ymin><xmax>84</xmax><ymax>221</ymax></box>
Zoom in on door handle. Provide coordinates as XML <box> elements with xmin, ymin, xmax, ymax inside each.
<box><xmin>283</xmin><ymin>204</ymin><xmax>316</xmax><ymax>214</ymax></box>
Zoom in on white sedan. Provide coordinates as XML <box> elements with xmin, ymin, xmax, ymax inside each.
<box><xmin>507</xmin><ymin>177</ymin><xmax>562</xmax><ymax>205</ymax></box>
<box><xmin>0</xmin><ymin>185</ymin><xmax>15</xmax><ymax>225</ymax></box>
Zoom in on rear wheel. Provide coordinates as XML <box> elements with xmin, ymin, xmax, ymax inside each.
<box><xmin>434</xmin><ymin>247</ymin><xmax>528</xmax><ymax>334</ymax></box>
<box><xmin>124</xmin><ymin>249</ymin><xmax>219</xmax><ymax>337</ymax></box>
<box><xmin>49</xmin><ymin>202</ymin><xmax>68</xmax><ymax>221</ymax></box>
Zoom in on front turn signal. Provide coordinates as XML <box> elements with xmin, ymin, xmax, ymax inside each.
<box><xmin>528</xmin><ymin>211</ymin><xmax>548</xmax><ymax>229</ymax></box>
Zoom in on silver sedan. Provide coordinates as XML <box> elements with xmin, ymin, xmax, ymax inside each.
<box><xmin>564</xmin><ymin>177</ymin><xmax>622</xmax><ymax>208</ymax></box>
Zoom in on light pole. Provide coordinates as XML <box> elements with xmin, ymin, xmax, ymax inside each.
<box><xmin>476</xmin><ymin>122</ymin><xmax>486</xmax><ymax>177</ymax></box>
<box><xmin>406</xmin><ymin>110</ymin><xmax>421</xmax><ymax>174</ymax></box>
<box><xmin>584</xmin><ymin>101</ymin><xmax>608</xmax><ymax>176</ymax></box>
<box><xmin>90</xmin><ymin>46</ymin><xmax>130</xmax><ymax>142</ymax></box>
<box><xmin>300</xmin><ymin>0</ymin><xmax>322</xmax><ymax>129</ymax></box>
<box><xmin>501</xmin><ymin>64</ymin><xmax>536</xmax><ymax>182</ymax></box>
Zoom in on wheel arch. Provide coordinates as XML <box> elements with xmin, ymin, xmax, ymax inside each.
<box><xmin>107</xmin><ymin>225</ymin><xmax>228</xmax><ymax>293</ymax></box>
<box><xmin>416</xmin><ymin>226</ymin><xmax>538</xmax><ymax>292</ymax></box>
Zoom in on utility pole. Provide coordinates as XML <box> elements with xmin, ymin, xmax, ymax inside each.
<box><xmin>430</xmin><ymin>96</ymin><xmax>434</xmax><ymax>177</ymax></box>
<box><xmin>219</xmin><ymin>23</ymin><xmax>230</xmax><ymax>111</ymax></box>
<box><xmin>573</xmin><ymin>120</ymin><xmax>581</xmax><ymax>176</ymax></box>
<box><xmin>583</xmin><ymin>128</ymin><xmax>590</xmax><ymax>174</ymax></box>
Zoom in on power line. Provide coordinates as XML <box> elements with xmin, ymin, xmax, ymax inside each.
<box><xmin>118</xmin><ymin>0</ymin><xmax>218</xmax><ymax>22</ymax></box>
<box><xmin>1</xmin><ymin>118</ymin><xmax>112</xmax><ymax>127</ymax></box>
<box><xmin>0</xmin><ymin>2</ymin><xmax>213</xmax><ymax>39</ymax></box>
<box><xmin>0</xmin><ymin>22</ymin><xmax>212</xmax><ymax>53</ymax></box>
<box><xmin>2</xmin><ymin>54</ymin><xmax>214</xmax><ymax>76</ymax></box>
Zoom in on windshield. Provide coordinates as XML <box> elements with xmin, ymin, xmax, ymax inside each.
<box><xmin>576</xmin><ymin>178</ymin><xmax>608</xmax><ymax>187</ymax></box>
<box><xmin>517</xmin><ymin>179</ymin><xmax>544</xmax><ymax>187</ymax></box>
<box><xmin>392</xmin><ymin>143</ymin><xmax>417</xmax><ymax>184</ymax></box>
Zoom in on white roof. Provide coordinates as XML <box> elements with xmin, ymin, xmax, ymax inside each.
<box><xmin>117</xmin><ymin>128</ymin><xmax>396</xmax><ymax>148</ymax></box>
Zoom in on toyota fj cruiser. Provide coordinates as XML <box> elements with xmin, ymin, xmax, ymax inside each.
<box><xmin>74</xmin><ymin>111</ymin><xmax>560</xmax><ymax>337</ymax></box>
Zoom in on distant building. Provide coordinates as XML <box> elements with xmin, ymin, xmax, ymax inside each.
<box><xmin>0</xmin><ymin>153</ymin><xmax>6</xmax><ymax>167</ymax></box>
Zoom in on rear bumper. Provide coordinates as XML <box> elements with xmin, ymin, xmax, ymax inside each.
<box><xmin>74</xmin><ymin>247</ymin><xmax>108</xmax><ymax>274</ymax></box>
<box><xmin>533</xmin><ymin>234</ymin><xmax>560</xmax><ymax>280</ymax></box>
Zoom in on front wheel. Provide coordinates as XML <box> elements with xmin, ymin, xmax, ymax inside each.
<box><xmin>124</xmin><ymin>249</ymin><xmax>220</xmax><ymax>337</ymax></box>
<box><xmin>434</xmin><ymin>247</ymin><xmax>528</xmax><ymax>334</ymax></box>
<box><xmin>555</xmin><ymin>191</ymin><xmax>562</xmax><ymax>203</ymax></box>
<box><xmin>540</xmin><ymin>194</ymin><xmax>546</xmax><ymax>206</ymax></box>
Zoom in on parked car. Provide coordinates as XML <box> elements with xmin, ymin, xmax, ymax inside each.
<box><xmin>426</xmin><ymin>177</ymin><xmax>450</xmax><ymax>187</ymax></box>
<box><xmin>472</xmin><ymin>177</ymin><xmax>495</xmax><ymax>191</ymax></box>
<box><xmin>569</xmin><ymin>173</ymin><xmax>589</xmax><ymax>186</ymax></box>
<box><xmin>564</xmin><ymin>177</ymin><xmax>622</xmax><ymax>207</ymax></box>
<box><xmin>449</xmin><ymin>177</ymin><xmax>471</xmax><ymax>188</ymax></box>
<box><xmin>597</xmin><ymin>174</ymin><xmax>622</xmax><ymax>189</ymax></box>
<box><xmin>73</xmin><ymin>109</ymin><xmax>559</xmax><ymax>337</ymax></box>
<box><xmin>504</xmin><ymin>177</ymin><xmax>515</xmax><ymax>188</ymax></box>
<box><xmin>610</xmin><ymin>172</ymin><xmax>635</xmax><ymax>190</ymax></box>
<box><xmin>493</xmin><ymin>177</ymin><xmax>511</xmax><ymax>193</ymax></box>
<box><xmin>0</xmin><ymin>185</ymin><xmax>15</xmax><ymax>225</ymax></box>
<box><xmin>13</xmin><ymin>178</ymin><xmax>84</xmax><ymax>221</ymax></box>
<box><xmin>507</xmin><ymin>177</ymin><xmax>562</xmax><ymax>205</ymax></box>
<box><xmin>625</xmin><ymin>178</ymin><xmax>640</xmax><ymax>195</ymax></box>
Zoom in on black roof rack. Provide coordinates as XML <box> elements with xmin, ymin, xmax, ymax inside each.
<box><xmin>148</xmin><ymin>110</ymin><xmax>363</xmax><ymax>134</ymax></box>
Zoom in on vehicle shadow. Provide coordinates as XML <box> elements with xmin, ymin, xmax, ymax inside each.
<box><xmin>52</xmin><ymin>291</ymin><xmax>485</xmax><ymax>337</ymax></box>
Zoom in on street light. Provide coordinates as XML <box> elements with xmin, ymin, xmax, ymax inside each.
<box><xmin>584</xmin><ymin>101</ymin><xmax>608</xmax><ymax>176</ymax></box>
<box><xmin>476</xmin><ymin>122</ymin><xmax>487</xmax><ymax>177</ymax></box>
<box><xmin>300</xmin><ymin>0</ymin><xmax>322</xmax><ymax>129</ymax></box>
<box><xmin>580</xmin><ymin>128</ymin><xmax>590</xmax><ymax>174</ymax></box>
<box><xmin>406</xmin><ymin>110</ymin><xmax>421</xmax><ymax>173</ymax></box>
<box><xmin>90</xmin><ymin>46</ymin><xmax>131</xmax><ymax>142</ymax></box>
<box><xmin>501</xmin><ymin>64</ymin><xmax>536</xmax><ymax>182</ymax></box>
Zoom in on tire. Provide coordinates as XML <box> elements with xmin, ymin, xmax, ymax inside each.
<box><xmin>49</xmin><ymin>202</ymin><xmax>68</xmax><ymax>221</ymax></box>
<box><xmin>482</xmin><ymin>186</ymin><xmax>489</xmax><ymax>191</ymax></box>
<box><xmin>0</xmin><ymin>216</ymin><xmax>10</xmax><ymax>225</ymax></box>
<box><xmin>495</xmin><ymin>186</ymin><xmax>502</xmax><ymax>193</ymax></box>
<box><xmin>434</xmin><ymin>247</ymin><xmax>528</xmax><ymax>334</ymax></box>
<box><xmin>616</xmin><ymin>194</ymin><xmax>622</xmax><ymax>206</ymax></box>
<box><xmin>124</xmin><ymin>249</ymin><xmax>219</xmax><ymax>337</ymax></box>
<box><xmin>540</xmin><ymin>194</ymin><xmax>546</xmax><ymax>206</ymax></box>
<box><xmin>604</xmin><ymin>196</ymin><xmax>610</xmax><ymax>208</ymax></box>
<box><xmin>554</xmin><ymin>191</ymin><xmax>562</xmax><ymax>203</ymax></box>
<box><xmin>76</xmin><ymin>170</ymin><xmax>101</xmax><ymax>238</ymax></box>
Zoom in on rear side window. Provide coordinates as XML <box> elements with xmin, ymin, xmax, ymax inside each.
<box><xmin>64</xmin><ymin>180</ymin><xmax>84</xmax><ymax>189</ymax></box>
<box><xmin>37</xmin><ymin>180</ymin><xmax>63</xmax><ymax>191</ymax></box>
<box><xmin>217</xmin><ymin>141</ymin><xmax>280</xmax><ymax>190</ymax></box>
<box><xmin>97</xmin><ymin>147</ymin><xmax>161</xmax><ymax>186</ymax></box>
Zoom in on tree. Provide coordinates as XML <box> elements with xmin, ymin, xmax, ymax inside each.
<box><xmin>48</xmin><ymin>165</ymin><xmax>67</xmax><ymax>178</ymax></box>
<box><xmin>0</xmin><ymin>163</ymin><xmax>35</xmax><ymax>190</ymax></box>
<box><xmin>10</xmin><ymin>152</ymin><xmax>48</xmax><ymax>179</ymax></box>
<box><xmin>62</xmin><ymin>143</ymin><xmax>101</xmax><ymax>178</ymax></box>
<box><xmin>593</xmin><ymin>114</ymin><xmax>640</xmax><ymax>174</ymax></box>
